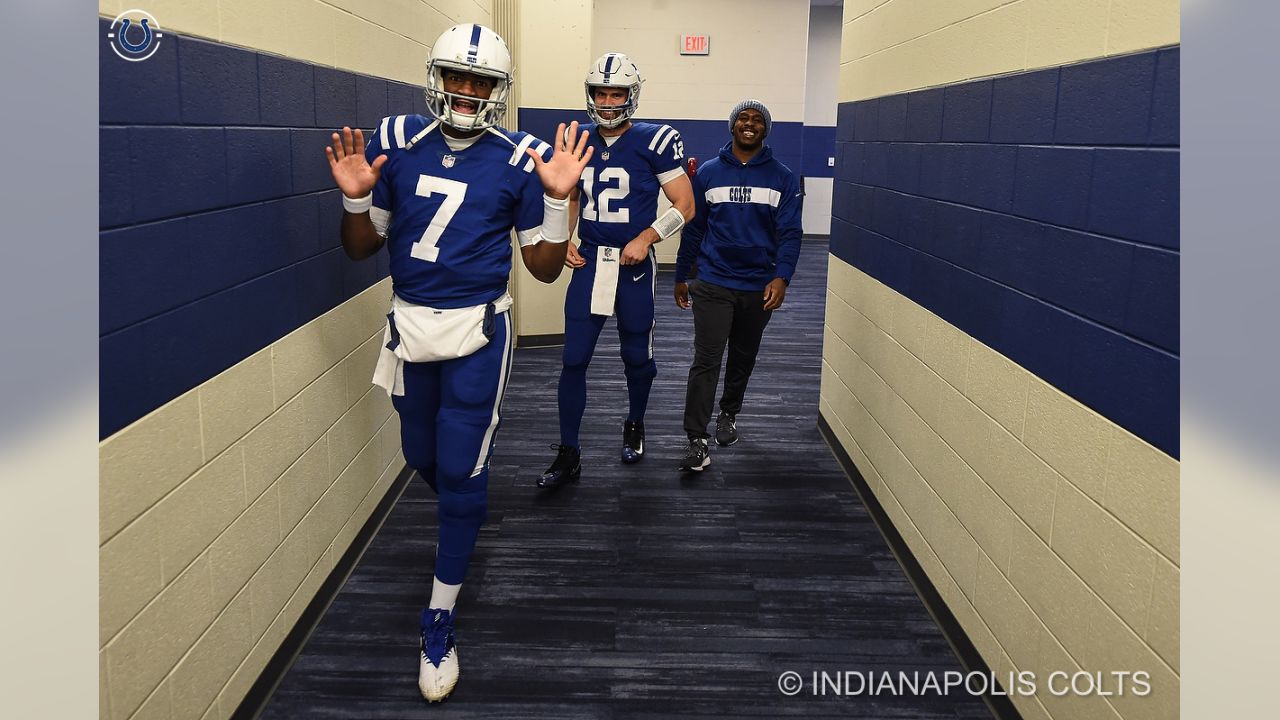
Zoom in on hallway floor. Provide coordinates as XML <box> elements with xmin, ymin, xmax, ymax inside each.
<box><xmin>259</xmin><ymin>239</ymin><xmax>993</xmax><ymax>719</ymax></box>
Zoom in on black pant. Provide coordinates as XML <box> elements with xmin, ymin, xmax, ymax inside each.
<box><xmin>682</xmin><ymin>280</ymin><xmax>773</xmax><ymax>440</ymax></box>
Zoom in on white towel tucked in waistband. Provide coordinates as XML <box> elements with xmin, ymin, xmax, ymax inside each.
<box><xmin>590</xmin><ymin>246</ymin><xmax>619</xmax><ymax>317</ymax></box>
<box><xmin>372</xmin><ymin>293</ymin><xmax>513</xmax><ymax>396</ymax></box>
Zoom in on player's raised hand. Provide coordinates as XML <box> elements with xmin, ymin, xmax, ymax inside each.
<box><xmin>325</xmin><ymin>127</ymin><xmax>387</xmax><ymax>200</ymax></box>
<box><xmin>527</xmin><ymin>121</ymin><xmax>593</xmax><ymax>200</ymax></box>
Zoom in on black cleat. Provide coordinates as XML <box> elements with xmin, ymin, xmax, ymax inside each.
<box><xmin>678</xmin><ymin>438</ymin><xmax>711</xmax><ymax>472</ymax></box>
<box><xmin>714</xmin><ymin>412</ymin><xmax>738</xmax><ymax>446</ymax></box>
<box><xmin>621</xmin><ymin>420</ymin><xmax>645</xmax><ymax>464</ymax></box>
<box><xmin>537</xmin><ymin>444</ymin><xmax>581</xmax><ymax>489</ymax></box>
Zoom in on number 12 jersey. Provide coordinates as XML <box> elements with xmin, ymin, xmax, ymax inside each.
<box><xmin>575</xmin><ymin>121</ymin><xmax>685</xmax><ymax>249</ymax></box>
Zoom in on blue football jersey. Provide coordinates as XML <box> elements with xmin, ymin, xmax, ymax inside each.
<box><xmin>365</xmin><ymin>114</ymin><xmax>551</xmax><ymax>308</ymax></box>
<box><xmin>576</xmin><ymin>121</ymin><xmax>685</xmax><ymax>249</ymax></box>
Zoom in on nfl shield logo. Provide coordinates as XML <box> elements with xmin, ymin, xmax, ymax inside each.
<box><xmin>442</xmin><ymin>154</ymin><xmax>456</xmax><ymax>168</ymax></box>
<box><xmin>601</xmin><ymin>151</ymin><xmax>610</xmax><ymax>161</ymax></box>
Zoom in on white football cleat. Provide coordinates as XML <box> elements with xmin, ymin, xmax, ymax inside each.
<box><xmin>418</xmin><ymin>608</ymin><xmax>459</xmax><ymax>702</ymax></box>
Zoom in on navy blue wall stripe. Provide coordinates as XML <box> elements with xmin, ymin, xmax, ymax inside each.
<box><xmin>519</xmin><ymin>109</ymin><xmax>837</xmax><ymax>180</ymax></box>
<box><xmin>517</xmin><ymin>108</ymin><xmax>816</xmax><ymax>180</ymax></box>
<box><xmin>831</xmin><ymin>46</ymin><xmax>1179</xmax><ymax>457</ymax></box>
<box><xmin>801</xmin><ymin>125</ymin><xmax>836</xmax><ymax>178</ymax></box>
<box><xmin>99</xmin><ymin>20</ymin><xmax>419</xmax><ymax>438</ymax></box>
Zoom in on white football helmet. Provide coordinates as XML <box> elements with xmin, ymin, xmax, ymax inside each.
<box><xmin>584</xmin><ymin>52</ymin><xmax>642</xmax><ymax>130</ymax></box>
<box><xmin>425</xmin><ymin>24</ymin><xmax>513</xmax><ymax>131</ymax></box>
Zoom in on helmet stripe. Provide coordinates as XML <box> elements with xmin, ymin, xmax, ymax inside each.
<box><xmin>466</xmin><ymin>24</ymin><xmax>482</xmax><ymax>63</ymax></box>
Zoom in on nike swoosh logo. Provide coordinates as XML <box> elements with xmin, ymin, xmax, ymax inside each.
<box><xmin>633</xmin><ymin>273</ymin><xmax>646</xmax><ymax>281</ymax></box>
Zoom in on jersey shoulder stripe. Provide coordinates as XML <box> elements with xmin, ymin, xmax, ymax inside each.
<box><xmin>488</xmin><ymin>128</ymin><xmax>551</xmax><ymax>173</ymax></box>
<box><xmin>655</xmin><ymin>127</ymin><xmax>678</xmax><ymax>154</ymax></box>
<box><xmin>647</xmin><ymin>124</ymin><xmax>675</xmax><ymax>151</ymax></box>
<box><xmin>522</xmin><ymin>141</ymin><xmax>551</xmax><ymax>173</ymax></box>
<box><xmin>377</xmin><ymin>115</ymin><xmax>410</xmax><ymax>149</ymax></box>
<box><xmin>393</xmin><ymin>115</ymin><xmax>406</xmax><ymax>148</ymax></box>
<box><xmin>378</xmin><ymin>116</ymin><xmax>392</xmax><ymax>149</ymax></box>
<box><xmin>375</xmin><ymin>114</ymin><xmax>436</xmax><ymax>151</ymax></box>
<box><xmin>508</xmin><ymin>133</ymin><xmax>536</xmax><ymax>165</ymax></box>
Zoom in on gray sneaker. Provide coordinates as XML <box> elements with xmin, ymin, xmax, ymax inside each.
<box><xmin>714</xmin><ymin>413</ymin><xmax>738</xmax><ymax>446</ymax></box>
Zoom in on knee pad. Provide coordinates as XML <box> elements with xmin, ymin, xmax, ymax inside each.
<box><xmin>435</xmin><ymin>439</ymin><xmax>485</xmax><ymax>487</ymax></box>
<box><xmin>623</xmin><ymin>356</ymin><xmax>657</xmax><ymax>382</ymax></box>
<box><xmin>619</xmin><ymin>323</ymin><xmax>655</xmax><ymax>368</ymax></box>
<box><xmin>437</xmin><ymin>476</ymin><xmax>488</xmax><ymax>527</ymax></box>
<box><xmin>562</xmin><ymin>351</ymin><xmax>592</xmax><ymax>374</ymax></box>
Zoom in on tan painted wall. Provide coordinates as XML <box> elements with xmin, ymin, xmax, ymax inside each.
<box><xmin>508</xmin><ymin>0</ymin><xmax>595</xmax><ymax>340</ymax></box>
<box><xmin>99</xmin><ymin>282</ymin><xmax>404</xmax><ymax>720</ymax></box>
<box><xmin>821</xmin><ymin>259</ymin><xmax>1178</xmax><ymax>720</ymax></box>
<box><xmin>98</xmin><ymin>0</ymin><xmax>494</xmax><ymax>86</ymax></box>
<box><xmin>592</xmin><ymin>0</ymin><xmax>810</xmax><ymax>123</ymax></box>
<box><xmin>839</xmin><ymin>0</ymin><xmax>1179</xmax><ymax>101</ymax></box>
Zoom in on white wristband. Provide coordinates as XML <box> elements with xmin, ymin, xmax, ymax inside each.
<box><xmin>342</xmin><ymin>193</ymin><xmax>373</xmax><ymax>214</ymax></box>
<box><xmin>539</xmin><ymin>193</ymin><xmax>571</xmax><ymax>243</ymax></box>
<box><xmin>651</xmin><ymin>206</ymin><xmax>686</xmax><ymax>241</ymax></box>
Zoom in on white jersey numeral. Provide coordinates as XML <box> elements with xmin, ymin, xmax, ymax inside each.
<box><xmin>410</xmin><ymin>175</ymin><xmax>467</xmax><ymax>262</ymax></box>
<box><xmin>580</xmin><ymin>167</ymin><xmax>631</xmax><ymax>224</ymax></box>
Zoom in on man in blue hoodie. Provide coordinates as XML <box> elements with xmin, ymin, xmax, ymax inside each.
<box><xmin>674</xmin><ymin>99</ymin><xmax>802</xmax><ymax>472</ymax></box>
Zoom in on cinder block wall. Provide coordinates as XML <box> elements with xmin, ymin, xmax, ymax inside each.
<box><xmin>97</xmin><ymin>2</ymin><xmax>495</xmax><ymax>718</ymax></box>
<box><xmin>823</xmin><ymin>2</ymin><xmax>1179</xmax><ymax>719</ymax></box>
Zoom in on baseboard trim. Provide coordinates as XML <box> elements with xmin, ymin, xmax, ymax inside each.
<box><xmin>517</xmin><ymin>333</ymin><xmax>565</xmax><ymax>348</ymax></box>
<box><xmin>229</xmin><ymin>463</ymin><xmax>417</xmax><ymax>720</ymax></box>
<box><xmin>817</xmin><ymin>415</ymin><xmax>1024</xmax><ymax>720</ymax></box>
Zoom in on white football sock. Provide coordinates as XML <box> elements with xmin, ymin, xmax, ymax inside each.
<box><xmin>430</xmin><ymin>576</ymin><xmax>461</xmax><ymax>613</ymax></box>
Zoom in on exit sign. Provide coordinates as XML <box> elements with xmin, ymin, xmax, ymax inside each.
<box><xmin>680</xmin><ymin>34</ymin><xmax>710</xmax><ymax>55</ymax></box>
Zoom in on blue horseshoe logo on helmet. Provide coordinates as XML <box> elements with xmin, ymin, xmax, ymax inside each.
<box><xmin>117</xmin><ymin>18</ymin><xmax>154</xmax><ymax>54</ymax></box>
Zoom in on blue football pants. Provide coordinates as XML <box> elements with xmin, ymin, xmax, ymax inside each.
<box><xmin>393</xmin><ymin>311</ymin><xmax>513</xmax><ymax>585</ymax></box>
<box><xmin>558</xmin><ymin>244</ymin><xmax>658</xmax><ymax>449</ymax></box>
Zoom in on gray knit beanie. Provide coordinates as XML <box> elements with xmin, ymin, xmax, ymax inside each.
<box><xmin>729</xmin><ymin>99</ymin><xmax>771</xmax><ymax>137</ymax></box>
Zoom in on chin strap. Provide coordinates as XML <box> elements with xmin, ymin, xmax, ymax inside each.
<box><xmin>404</xmin><ymin>120</ymin><xmax>441</xmax><ymax>151</ymax></box>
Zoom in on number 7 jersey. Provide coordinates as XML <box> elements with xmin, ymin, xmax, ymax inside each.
<box><xmin>576</xmin><ymin>122</ymin><xmax>686</xmax><ymax>249</ymax></box>
<box><xmin>364</xmin><ymin>114</ymin><xmax>552</xmax><ymax>309</ymax></box>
